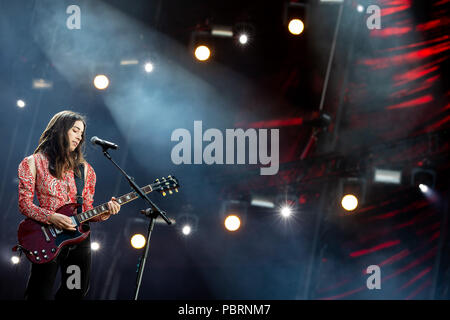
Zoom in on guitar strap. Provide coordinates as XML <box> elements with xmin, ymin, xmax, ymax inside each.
<box><xmin>74</xmin><ymin>163</ymin><xmax>85</xmax><ymax>214</ymax></box>
<box><xmin>62</xmin><ymin>163</ymin><xmax>87</xmax><ymax>253</ymax></box>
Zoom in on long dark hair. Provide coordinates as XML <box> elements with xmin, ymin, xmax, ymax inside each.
<box><xmin>34</xmin><ymin>110</ymin><xmax>87</xmax><ymax>179</ymax></box>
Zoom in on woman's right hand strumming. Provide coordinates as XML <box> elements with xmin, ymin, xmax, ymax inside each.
<box><xmin>48</xmin><ymin>213</ymin><xmax>77</xmax><ymax>231</ymax></box>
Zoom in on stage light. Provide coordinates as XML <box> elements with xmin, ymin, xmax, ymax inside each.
<box><xmin>411</xmin><ymin>167</ymin><xmax>436</xmax><ymax>190</ymax></box>
<box><xmin>131</xmin><ymin>234</ymin><xmax>146</xmax><ymax>249</ymax></box>
<box><xmin>224</xmin><ymin>215</ymin><xmax>241</xmax><ymax>232</ymax></box>
<box><xmin>275</xmin><ymin>190</ymin><xmax>297</xmax><ymax>218</ymax></box>
<box><xmin>221</xmin><ymin>199</ymin><xmax>247</xmax><ymax>232</ymax></box>
<box><xmin>11</xmin><ymin>256</ymin><xmax>20</xmax><ymax>264</ymax></box>
<box><xmin>251</xmin><ymin>198</ymin><xmax>275</xmax><ymax>208</ymax></box>
<box><xmin>194</xmin><ymin>45</ymin><xmax>211</xmax><ymax>61</ymax></box>
<box><xmin>176</xmin><ymin>210</ymin><xmax>198</xmax><ymax>236</ymax></box>
<box><xmin>17</xmin><ymin>100</ymin><xmax>26</xmax><ymax>108</ymax></box>
<box><xmin>419</xmin><ymin>184</ymin><xmax>429</xmax><ymax>193</ymax></box>
<box><xmin>211</xmin><ymin>25</ymin><xmax>233</xmax><ymax>38</ymax></box>
<box><xmin>338</xmin><ymin>177</ymin><xmax>366</xmax><ymax>213</ymax></box>
<box><xmin>182</xmin><ymin>225</ymin><xmax>192</xmax><ymax>236</ymax></box>
<box><xmin>120</xmin><ymin>59</ymin><xmax>139</xmax><ymax>65</ymax></box>
<box><xmin>32</xmin><ymin>78</ymin><xmax>52</xmax><ymax>89</ymax></box>
<box><xmin>288</xmin><ymin>19</ymin><xmax>305</xmax><ymax>35</ymax></box>
<box><xmin>250</xmin><ymin>194</ymin><xmax>275</xmax><ymax>208</ymax></box>
<box><xmin>190</xmin><ymin>29</ymin><xmax>215</xmax><ymax>61</ymax></box>
<box><xmin>93</xmin><ymin>74</ymin><xmax>109</xmax><ymax>90</ymax></box>
<box><xmin>284</xmin><ymin>2</ymin><xmax>309</xmax><ymax>36</ymax></box>
<box><xmin>91</xmin><ymin>242</ymin><xmax>100</xmax><ymax>251</ymax></box>
<box><xmin>341</xmin><ymin>194</ymin><xmax>358</xmax><ymax>211</ymax></box>
<box><xmin>374</xmin><ymin>168</ymin><xmax>402</xmax><ymax>184</ymax></box>
<box><xmin>238</xmin><ymin>33</ymin><xmax>249</xmax><ymax>45</ymax></box>
<box><xmin>280</xmin><ymin>206</ymin><xmax>292</xmax><ymax>218</ymax></box>
<box><xmin>357</xmin><ymin>5</ymin><xmax>364</xmax><ymax>12</ymax></box>
<box><xmin>144</xmin><ymin>62</ymin><xmax>154</xmax><ymax>73</ymax></box>
<box><xmin>234</xmin><ymin>22</ymin><xmax>255</xmax><ymax>47</ymax></box>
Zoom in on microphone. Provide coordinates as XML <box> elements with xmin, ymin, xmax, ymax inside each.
<box><xmin>90</xmin><ymin>136</ymin><xmax>119</xmax><ymax>150</ymax></box>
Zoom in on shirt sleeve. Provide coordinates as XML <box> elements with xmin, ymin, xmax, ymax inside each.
<box><xmin>17</xmin><ymin>156</ymin><xmax>55</xmax><ymax>224</ymax></box>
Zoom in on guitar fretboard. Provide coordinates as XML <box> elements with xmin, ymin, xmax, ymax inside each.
<box><xmin>76</xmin><ymin>184</ymin><xmax>153</xmax><ymax>223</ymax></box>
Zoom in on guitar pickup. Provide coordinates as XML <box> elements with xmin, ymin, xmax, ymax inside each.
<box><xmin>41</xmin><ymin>226</ymin><xmax>51</xmax><ymax>242</ymax></box>
<box><xmin>48</xmin><ymin>226</ymin><xmax>56</xmax><ymax>237</ymax></box>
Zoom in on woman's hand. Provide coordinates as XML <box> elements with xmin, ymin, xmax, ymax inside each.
<box><xmin>107</xmin><ymin>197</ymin><xmax>121</xmax><ymax>215</ymax></box>
<box><xmin>49</xmin><ymin>213</ymin><xmax>77</xmax><ymax>231</ymax></box>
<box><xmin>99</xmin><ymin>197</ymin><xmax>121</xmax><ymax>221</ymax></box>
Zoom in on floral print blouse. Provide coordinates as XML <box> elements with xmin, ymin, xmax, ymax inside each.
<box><xmin>18</xmin><ymin>152</ymin><xmax>105</xmax><ymax>224</ymax></box>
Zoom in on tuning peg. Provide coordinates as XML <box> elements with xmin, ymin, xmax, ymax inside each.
<box><xmin>175</xmin><ymin>188</ymin><xmax>178</xmax><ymax>193</ymax></box>
<box><xmin>155</xmin><ymin>178</ymin><xmax>160</xmax><ymax>183</ymax></box>
<box><xmin>168</xmin><ymin>175</ymin><xmax>172</xmax><ymax>178</ymax></box>
<box><xmin>162</xmin><ymin>191</ymin><xmax>166</xmax><ymax>196</ymax></box>
<box><xmin>169</xmin><ymin>190</ymin><xmax>173</xmax><ymax>194</ymax></box>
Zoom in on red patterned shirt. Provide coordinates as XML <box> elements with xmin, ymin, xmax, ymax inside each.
<box><xmin>18</xmin><ymin>152</ymin><xmax>105</xmax><ymax>224</ymax></box>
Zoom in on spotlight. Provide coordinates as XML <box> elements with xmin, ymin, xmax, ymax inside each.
<box><xmin>130</xmin><ymin>234</ymin><xmax>146</xmax><ymax>249</ymax></box>
<box><xmin>91</xmin><ymin>242</ymin><xmax>100</xmax><ymax>251</ymax></box>
<box><xmin>338</xmin><ymin>177</ymin><xmax>366</xmax><ymax>213</ymax></box>
<box><xmin>32</xmin><ymin>79</ymin><xmax>53</xmax><ymax>89</ymax></box>
<box><xmin>144</xmin><ymin>62</ymin><xmax>154</xmax><ymax>73</ymax></box>
<box><xmin>419</xmin><ymin>184</ymin><xmax>429</xmax><ymax>193</ymax></box>
<box><xmin>233</xmin><ymin>22</ymin><xmax>255</xmax><ymax>47</ymax></box>
<box><xmin>120</xmin><ymin>59</ymin><xmax>139</xmax><ymax>65</ymax></box>
<box><xmin>194</xmin><ymin>45</ymin><xmax>211</xmax><ymax>61</ymax></box>
<box><xmin>182</xmin><ymin>225</ymin><xmax>192</xmax><ymax>236</ymax></box>
<box><xmin>93</xmin><ymin>74</ymin><xmax>109</xmax><ymax>90</ymax></box>
<box><xmin>341</xmin><ymin>194</ymin><xmax>358</xmax><ymax>211</ymax></box>
<box><xmin>275</xmin><ymin>191</ymin><xmax>297</xmax><ymax>218</ymax></box>
<box><xmin>238</xmin><ymin>33</ymin><xmax>249</xmax><ymax>45</ymax></box>
<box><xmin>177</xmin><ymin>210</ymin><xmax>198</xmax><ymax>236</ymax></box>
<box><xmin>221</xmin><ymin>199</ymin><xmax>247</xmax><ymax>232</ymax></box>
<box><xmin>411</xmin><ymin>167</ymin><xmax>436</xmax><ymax>190</ymax></box>
<box><xmin>357</xmin><ymin>5</ymin><xmax>364</xmax><ymax>12</ymax></box>
<box><xmin>374</xmin><ymin>168</ymin><xmax>402</xmax><ymax>184</ymax></box>
<box><xmin>280</xmin><ymin>206</ymin><xmax>292</xmax><ymax>218</ymax></box>
<box><xmin>11</xmin><ymin>256</ymin><xmax>20</xmax><ymax>264</ymax></box>
<box><xmin>224</xmin><ymin>215</ymin><xmax>241</xmax><ymax>232</ymax></box>
<box><xmin>283</xmin><ymin>2</ymin><xmax>309</xmax><ymax>36</ymax></box>
<box><xmin>288</xmin><ymin>19</ymin><xmax>305</xmax><ymax>35</ymax></box>
<box><xmin>211</xmin><ymin>25</ymin><xmax>233</xmax><ymax>38</ymax></box>
<box><xmin>17</xmin><ymin>99</ymin><xmax>26</xmax><ymax>108</ymax></box>
<box><xmin>190</xmin><ymin>30</ymin><xmax>214</xmax><ymax>62</ymax></box>
<box><xmin>251</xmin><ymin>193</ymin><xmax>275</xmax><ymax>208</ymax></box>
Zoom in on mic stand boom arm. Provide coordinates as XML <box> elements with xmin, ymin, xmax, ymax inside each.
<box><xmin>101</xmin><ymin>148</ymin><xmax>172</xmax><ymax>225</ymax></box>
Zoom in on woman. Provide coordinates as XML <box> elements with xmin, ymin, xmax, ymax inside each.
<box><xmin>17</xmin><ymin>110</ymin><xmax>120</xmax><ymax>300</ymax></box>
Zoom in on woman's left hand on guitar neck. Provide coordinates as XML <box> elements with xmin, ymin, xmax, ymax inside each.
<box><xmin>100</xmin><ymin>197</ymin><xmax>121</xmax><ymax>220</ymax></box>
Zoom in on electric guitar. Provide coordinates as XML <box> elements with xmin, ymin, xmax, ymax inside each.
<box><xmin>14</xmin><ymin>176</ymin><xmax>179</xmax><ymax>264</ymax></box>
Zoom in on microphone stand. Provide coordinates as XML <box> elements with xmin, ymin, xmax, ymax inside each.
<box><xmin>100</xmin><ymin>146</ymin><xmax>172</xmax><ymax>300</ymax></box>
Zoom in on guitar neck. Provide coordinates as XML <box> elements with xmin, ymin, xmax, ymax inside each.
<box><xmin>76</xmin><ymin>184</ymin><xmax>153</xmax><ymax>223</ymax></box>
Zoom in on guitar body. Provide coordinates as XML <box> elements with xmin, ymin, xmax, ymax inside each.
<box><xmin>17</xmin><ymin>203</ymin><xmax>90</xmax><ymax>264</ymax></box>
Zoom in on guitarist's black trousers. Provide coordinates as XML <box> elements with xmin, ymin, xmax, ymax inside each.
<box><xmin>24</xmin><ymin>235</ymin><xmax>91</xmax><ymax>300</ymax></box>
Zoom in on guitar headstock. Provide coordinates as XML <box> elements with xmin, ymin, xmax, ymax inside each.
<box><xmin>152</xmin><ymin>175</ymin><xmax>180</xmax><ymax>196</ymax></box>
